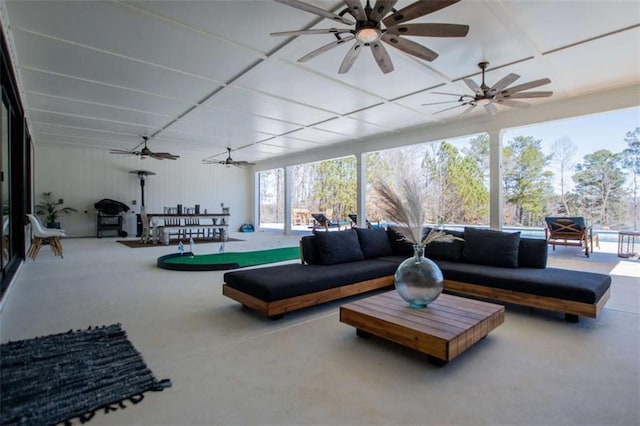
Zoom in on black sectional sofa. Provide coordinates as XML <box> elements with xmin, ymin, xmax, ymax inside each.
<box><xmin>223</xmin><ymin>227</ymin><xmax>611</xmax><ymax>321</ymax></box>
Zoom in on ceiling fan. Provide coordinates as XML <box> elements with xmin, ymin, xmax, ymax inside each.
<box><xmin>203</xmin><ymin>147</ymin><xmax>256</xmax><ymax>167</ymax></box>
<box><xmin>423</xmin><ymin>61</ymin><xmax>553</xmax><ymax>117</ymax></box>
<box><xmin>109</xmin><ymin>136</ymin><xmax>180</xmax><ymax>160</ymax></box>
<box><xmin>271</xmin><ymin>0</ymin><xmax>469</xmax><ymax>74</ymax></box>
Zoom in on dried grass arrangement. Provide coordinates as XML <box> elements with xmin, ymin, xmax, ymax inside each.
<box><xmin>374</xmin><ymin>179</ymin><xmax>462</xmax><ymax>246</ymax></box>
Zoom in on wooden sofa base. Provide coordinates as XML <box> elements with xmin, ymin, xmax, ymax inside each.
<box><xmin>223</xmin><ymin>275</ymin><xmax>610</xmax><ymax>321</ymax></box>
<box><xmin>223</xmin><ymin>275</ymin><xmax>394</xmax><ymax>319</ymax></box>
<box><xmin>444</xmin><ymin>280</ymin><xmax>610</xmax><ymax>320</ymax></box>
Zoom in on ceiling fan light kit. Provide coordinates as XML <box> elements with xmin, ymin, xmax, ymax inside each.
<box><xmin>423</xmin><ymin>61</ymin><xmax>554</xmax><ymax>117</ymax></box>
<box><xmin>272</xmin><ymin>0</ymin><xmax>469</xmax><ymax>74</ymax></box>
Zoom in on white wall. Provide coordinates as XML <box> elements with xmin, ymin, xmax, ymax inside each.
<box><xmin>33</xmin><ymin>144</ymin><xmax>252</xmax><ymax>237</ymax></box>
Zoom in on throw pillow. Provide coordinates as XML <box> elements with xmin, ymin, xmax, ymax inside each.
<box><xmin>387</xmin><ymin>226</ymin><xmax>414</xmax><ymax>256</ymax></box>
<box><xmin>314</xmin><ymin>229</ymin><xmax>364</xmax><ymax>265</ymax></box>
<box><xmin>518</xmin><ymin>237</ymin><xmax>548</xmax><ymax>269</ymax></box>
<box><xmin>355</xmin><ymin>228</ymin><xmax>393</xmax><ymax>258</ymax></box>
<box><xmin>423</xmin><ymin>227</ymin><xmax>465</xmax><ymax>262</ymax></box>
<box><xmin>300</xmin><ymin>236</ymin><xmax>321</xmax><ymax>265</ymax></box>
<box><xmin>462</xmin><ymin>227</ymin><xmax>521</xmax><ymax>268</ymax></box>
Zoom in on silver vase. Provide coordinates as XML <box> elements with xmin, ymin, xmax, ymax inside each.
<box><xmin>394</xmin><ymin>244</ymin><xmax>444</xmax><ymax>308</ymax></box>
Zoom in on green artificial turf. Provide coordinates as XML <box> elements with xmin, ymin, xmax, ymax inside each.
<box><xmin>162</xmin><ymin>246</ymin><xmax>300</xmax><ymax>267</ymax></box>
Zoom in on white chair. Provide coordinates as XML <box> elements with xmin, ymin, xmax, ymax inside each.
<box><xmin>140</xmin><ymin>207</ymin><xmax>153</xmax><ymax>244</ymax></box>
<box><xmin>26</xmin><ymin>214</ymin><xmax>67</xmax><ymax>260</ymax></box>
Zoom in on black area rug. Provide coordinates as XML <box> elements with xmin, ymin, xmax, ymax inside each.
<box><xmin>0</xmin><ymin>324</ymin><xmax>171</xmax><ymax>426</ymax></box>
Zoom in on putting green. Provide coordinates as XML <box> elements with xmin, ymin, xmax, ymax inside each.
<box><xmin>157</xmin><ymin>246</ymin><xmax>300</xmax><ymax>271</ymax></box>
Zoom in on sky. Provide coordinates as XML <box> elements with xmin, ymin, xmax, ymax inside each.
<box><xmin>440</xmin><ymin>106</ymin><xmax>638</xmax><ymax>193</ymax></box>
<box><xmin>504</xmin><ymin>106</ymin><xmax>639</xmax><ymax>163</ymax></box>
<box><xmin>504</xmin><ymin>106</ymin><xmax>639</xmax><ymax>192</ymax></box>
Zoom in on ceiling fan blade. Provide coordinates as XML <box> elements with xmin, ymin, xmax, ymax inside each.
<box><xmin>382</xmin><ymin>0</ymin><xmax>460</xmax><ymax>27</ymax></box>
<box><xmin>370</xmin><ymin>41</ymin><xmax>394</xmax><ymax>74</ymax></box>
<box><xmin>385</xmin><ymin>23</ymin><xmax>469</xmax><ymax>37</ymax></box>
<box><xmin>297</xmin><ymin>35</ymin><xmax>355</xmax><ymax>62</ymax></box>
<box><xmin>160</xmin><ymin>154</ymin><xmax>180</xmax><ymax>160</ymax></box>
<box><xmin>381</xmin><ymin>33</ymin><xmax>438</xmax><ymax>62</ymax></box>
<box><xmin>502</xmin><ymin>78</ymin><xmax>551</xmax><ymax>94</ymax></box>
<box><xmin>368</xmin><ymin>0</ymin><xmax>398</xmax><ymax>21</ymax></box>
<box><xmin>502</xmin><ymin>91</ymin><xmax>553</xmax><ymax>99</ymax></box>
<box><xmin>430</xmin><ymin>91</ymin><xmax>466</xmax><ymax>97</ymax></box>
<box><xmin>271</xmin><ymin>28</ymin><xmax>352</xmax><ymax>36</ymax></box>
<box><xmin>463</xmin><ymin>78</ymin><xmax>483</xmax><ymax>96</ymax></box>
<box><xmin>422</xmin><ymin>100</ymin><xmax>462</xmax><ymax>106</ymax></box>
<box><xmin>458</xmin><ymin>104</ymin><xmax>476</xmax><ymax>118</ymax></box>
<box><xmin>339</xmin><ymin>41</ymin><xmax>364</xmax><ymax>74</ymax></box>
<box><xmin>274</xmin><ymin>0</ymin><xmax>355</xmax><ymax>25</ymax></box>
<box><xmin>485</xmin><ymin>103</ymin><xmax>498</xmax><ymax>116</ymax></box>
<box><xmin>490</xmin><ymin>73</ymin><xmax>520</xmax><ymax>93</ymax></box>
<box><xmin>109</xmin><ymin>149</ymin><xmax>134</xmax><ymax>154</ymax></box>
<box><xmin>499</xmin><ymin>99</ymin><xmax>531</xmax><ymax>109</ymax></box>
<box><xmin>433</xmin><ymin>103</ymin><xmax>467</xmax><ymax>115</ymax></box>
<box><xmin>344</xmin><ymin>0</ymin><xmax>367</xmax><ymax>21</ymax></box>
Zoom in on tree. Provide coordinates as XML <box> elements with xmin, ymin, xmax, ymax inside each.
<box><xmin>366</xmin><ymin>151</ymin><xmax>394</xmax><ymax>222</ymax></box>
<box><xmin>258</xmin><ymin>169</ymin><xmax>284</xmax><ymax>224</ymax></box>
<box><xmin>290</xmin><ymin>164</ymin><xmax>314</xmax><ymax>209</ymax></box>
<box><xmin>622</xmin><ymin>127</ymin><xmax>640</xmax><ymax>230</ymax></box>
<box><xmin>463</xmin><ymin>134</ymin><xmax>490</xmax><ymax>185</ymax></box>
<box><xmin>312</xmin><ymin>156</ymin><xmax>357</xmax><ymax>221</ymax></box>
<box><xmin>572</xmin><ymin>150</ymin><xmax>626</xmax><ymax>227</ymax></box>
<box><xmin>550</xmin><ymin>136</ymin><xmax>576</xmax><ymax>215</ymax></box>
<box><xmin>422</xmin><ymin>141</ymin><xmax>488</xmax><ymax>224</ymax></box>
<box><xmin>502</xmin><ymin>136</ymin><xmax>554</xmax><ymax>226</ymax></box>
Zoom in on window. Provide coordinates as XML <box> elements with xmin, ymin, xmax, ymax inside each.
<box><xmin>504</xmin><ymin>107</ymin><xmax>639</xmax><ymax>231</ymax></box>
<box><xmin>258</xmin><ymin>168</ymin><xmax>284</xmax><ymax>230</ymax></box>
<box><xmin>367</xmin><ymin>135</ymin><xmax>490</xmax><ymax>228</ymax></box>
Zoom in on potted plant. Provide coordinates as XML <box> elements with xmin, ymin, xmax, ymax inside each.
<box><xmin>35</xmin><ymin>192</ymin><xmax>77</xmax><ymax>228</ymax></box>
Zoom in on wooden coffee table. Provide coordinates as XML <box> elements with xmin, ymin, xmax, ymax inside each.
<box><xmin>340</xmin><ymin>291</ymin><xmax>504</xmax><ymax>366</ymax></box>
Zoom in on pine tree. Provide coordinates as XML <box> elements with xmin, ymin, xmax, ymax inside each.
<box><xmin>502</xmin><ymin>136</ymin><xmax>554</xmax><ymax>226</ymax></box>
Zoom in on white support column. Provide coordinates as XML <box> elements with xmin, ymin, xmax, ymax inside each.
<box><xmin>284</xmin><ymin>166</ymin><xmax>292</xmax><ymax>235</ymax></box>
<box><xmin>356</xmin><ymin>153</ymin><xmax>367</xmax><ymax>228</ymax></box>
<box><xmin>254</xmin><ymin>171</ymin><xmax>260</xmax><ymax>231</ymax></box>
<box><xmin>489</xmin><ymin>129</ymin><xmax>504</xmax><ymax>230</ymax></box>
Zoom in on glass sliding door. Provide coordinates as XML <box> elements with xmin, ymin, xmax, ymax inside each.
<box><xmin>1</xmin><ymin>95</ymin><xmax>10</xmax><ymax>273</ymax></box>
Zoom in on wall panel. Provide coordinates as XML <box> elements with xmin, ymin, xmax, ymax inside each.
<box><xmin>34</xmin><ymin>143</ymin><xmax>251</xmax><ymax>237</ymax></box>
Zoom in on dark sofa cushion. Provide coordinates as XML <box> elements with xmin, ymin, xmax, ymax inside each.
<box><xmin>224</xmin><ymin>260</ymin><xmax>397</xmax><ymax>302</ymax></box>
<box><xmin>355</xmin><ymin>228</ymin><xmax>393</xmax><ymax>258</ymax></box>
<box><xmin>387</xmin><ymin>226</ymin><xmax>414</xmax><ymax>256</ymax></box>
<box><xmin>435</xmin><ymin>260</ymin><xmax>610</xmax><ymax>304</ymax></box>
<box><xmin>422</xmin><ymin>228</ymin><xmax>465</xmax><ymax>262</ymax></box>
<box><xmin>300</xmin><ymin>235</ymin><xmax>321</xmax><ymax>265</ymax></box>
<box><xmin>314</xmin><ymin>229</ymin><xmax>364</xmax><ymax>265</ymax></box>
<box><xmin>518</xmin><ymin>237</ymin><xmax>548</xmax><ymax>269</ymax></box>
<box><xmin>462</xmin><ymin>227</ymin><xmax>521</xmax><ymax>268</ymax></box>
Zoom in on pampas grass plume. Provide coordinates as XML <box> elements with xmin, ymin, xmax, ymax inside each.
<box><xmin>374</xmin><ymin>179</ymin><xmax>463</xmax><ymax>246</ymax></box>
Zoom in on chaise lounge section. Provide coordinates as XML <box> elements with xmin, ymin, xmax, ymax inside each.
<box><xmin>222</xmin><ymin>227</ymin><xmax>611</xmax><ymax>321</ymax></box>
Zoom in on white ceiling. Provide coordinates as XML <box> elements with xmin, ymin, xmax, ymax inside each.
<box><xmin>1</xmin><ymin>0</ymin><xmax>639</xmax><ymax>164</ymax></box>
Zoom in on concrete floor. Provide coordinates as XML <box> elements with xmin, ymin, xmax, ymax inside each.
<box><xmin>1</xmin><ymin>232</ymin><xmax>639</xmax><ymax>426</ymax></box>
